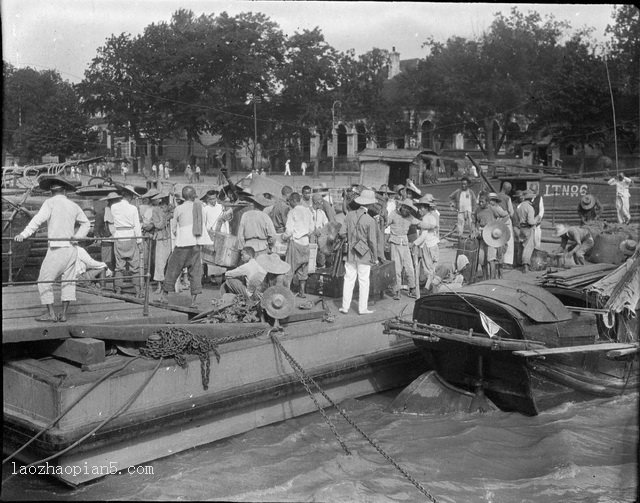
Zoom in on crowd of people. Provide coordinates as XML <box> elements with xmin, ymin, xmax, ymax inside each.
<box><xmin>13</xmin><ymin>167</ymin><xmax>636</xmax><ymax>322</ymax></box>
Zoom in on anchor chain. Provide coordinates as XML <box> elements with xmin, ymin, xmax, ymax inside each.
<box><xmin>139</xmin><ymin>327</ymin><xmax>263</xmax><ymax>390</ymax></box>
<box><xmin>269</xmin><ymin>331</ymin><xmax>439</xmax><ymax>502</ymax></box>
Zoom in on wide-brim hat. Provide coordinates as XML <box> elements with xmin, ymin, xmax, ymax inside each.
<box><xmin>376</xmin><ymin>188</ymin><xmax>396</xmax><ymax>195</ymax></box>
<box><xmin>482</xmin><ymin>222</ymin><xmax>510</xmax><ymax>247</ymax></box>
<box><xmin>38</xmin><ymin>175</ymin><xmax>77</xmax><ymax>192</ymax></box>
<box><xmin>100</xmin><ymin>191</ymin><xmax>123</xmax><ymax>202</ymax></box>
<box><xmin>200</xmin><ymin>187</ymin><xmax>222</xmax><ymax>201</ymax></box>
<box><xmin>415</xmin><ymin>193</ymin><xmax>438</xmax><ymax>206</ymax></box>
<box><xmin>140</xmin><ymin>188</ymin><xmax>160</xmax><ymax>199</ymax></box>
<box><xmin>354</xmin><ymin>189</ymin><xmax>377</xmax><ymax>205</ymax></box>
<box><xmin>619</xmin><ymin>239</ymin><xmax>638</xmax><ymax>255</ymax></box>
<box><xmin>244</xmin><ymin>193</ymin><xmax>273</xmax><ymax>208</ymax></box>
<box><xmin>487</xmin><ymin>192</ymin><xmax>500</xmax><ymax>201</ymax></box>
<box><xmin>522</xmin><ymin>190</ymin><xmax>535</xmax><ymax>200</ymax></box>
<box><xmin>580</xmin><ymin>195</ymin><xmax>596</xmax><ymax>210</ymax></box>
<box><xmin>261</xmin><ymin>285</ymin><xmax>294</xmax><ymax>319</ymax></box>
<box><xmin>397</xmin><ymin>198</ymin><xmax>419</xmax><ymax>214</ymax></box>
<box><xmin>256</xmin><ymin>253</ymin><xmax>291</xmax><ymax>275</ymax></box>
<box><xmin>394</xmin><ymin>184</ymin><xmax>406</xmax><ymax>193</ymax></box>
<box><xmin>120</xmin><ymin>184</ymin><xmax>140</xmax><ymax>197</ymax></box>
<box><xmin>405</xmin><ymin>180</ymin><xmax>422</xmax><ymax>197</ymax></box>
<box><xmin>151</xmin><ymin>192</ymin><xmax>170</xmax><ymax>201</ymax></box>
<box><xmin>553</xmin><ymin>224</ymin><xmax>569</xmax><ymax>237</ymax></box>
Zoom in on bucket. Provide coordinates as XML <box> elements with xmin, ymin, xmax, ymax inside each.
<box><xmin>530</xmin><ymin>249</ymin><xmax>548</xmax><ymax>271</ymax></box>
<box><xmin>212</xmin><ymin>232</ymin><xmax>240</xmax><ymax>267</ymax></box>
<box><xmin>273</xmin><ymin>233</ymin><xmax>288</xmax><ymax>256</ymax></box>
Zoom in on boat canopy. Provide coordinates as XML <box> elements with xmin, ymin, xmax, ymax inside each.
<box><xmin>451</xmin><ymin>280</ymin><xmax>572</xmax><ymax>323</ymax></box>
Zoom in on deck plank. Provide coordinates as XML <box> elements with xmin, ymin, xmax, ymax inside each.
<box><xmin>2</xmin><ymin>285</ymin><xmax>188</xmax><ymax>344</ymax></box>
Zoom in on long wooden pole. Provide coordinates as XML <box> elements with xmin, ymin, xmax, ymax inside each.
<box><xmin>603</xmin><ymin>54</ymin><xmax>619</xmax><ymax>175</ymax></box>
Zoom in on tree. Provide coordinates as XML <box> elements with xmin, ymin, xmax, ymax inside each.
<box><xmin>3</xmin><ymin>63</ymin><xmax>95</xmax><ymax>162</ymax></box>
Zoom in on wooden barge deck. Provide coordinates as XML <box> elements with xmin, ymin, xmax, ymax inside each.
<box><xmin>3</xmin><ymin>285</ymin><xmax>424</xmax><ymax>485</ymax></box>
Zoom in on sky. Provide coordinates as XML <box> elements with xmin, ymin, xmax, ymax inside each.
<box><xmin>2</xmin><ymin>1</ymin><xmax>617</xmax><ymax>83</ymax></box>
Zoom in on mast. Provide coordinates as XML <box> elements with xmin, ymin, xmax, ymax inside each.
<box><xmin>604</xmin><ymin>53</ymin><xmax>619</xmax><ymax>175</ymax></box>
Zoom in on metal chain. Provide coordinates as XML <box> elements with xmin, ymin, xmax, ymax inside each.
<box><xmin>269</xmin><ymin>331</ymin><xmax>351</xmax><ymax>455</ymax></box>
<box><xmin>270</xmin><ymin>330</ymin><xmax>439</xmax><ymax>503</ymax></box>
<box><xmin>139</xmin><ymin>327</ymin><xmax>264</xmax><ymax>390</ymax></box>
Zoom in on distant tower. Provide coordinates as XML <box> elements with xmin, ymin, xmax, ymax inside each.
<box><xmin>389</xmin><ymin>46</ymin><xmax>401</xmax><ymax>79</ymax></box>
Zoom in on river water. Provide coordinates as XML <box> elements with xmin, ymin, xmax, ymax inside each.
<box><xmin>2</xmin><ymin>391</ymin><xmax>637</xmax><ymax>502</ymax></box>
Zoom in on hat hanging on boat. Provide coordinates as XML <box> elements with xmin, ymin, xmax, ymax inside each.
<box><xmin>100</xmin><ymin>191</ymin><xmax>123</xmax><ymax>201</ymax></box>
<box><xmin>38</xmin><ymin>175</ymin><xmax>77</xmax><ymax>192</ymax></box>
<box><xmin>256</xmin><ymin>253</ymin><xmax>291</xmax><ymax>275</ymax></box>
<box><xmin>140</xmin><ymin>188</ymin><xmax>160</xmax><ymax>199</ymax></box>
<box><xmin>415</xmin><ymin>193</ymin><xmax>438</xmax><ymax>206</ymax></box>
<box><xmin>354</xmin><ymin>189</ymin><xmax>377</xmax><ymax>205</ymax></box>
<box><xmin>619</xmin><ymin>239</ymin><xmax>638</xmax><ymax>256</ymax></box>
<box><xmin>553</xmin><ymin>224</ymin><xmax>569</xmax><ymax>237</ymax></box>
<box><xmin>482</xmin><ymin>222</ymin><xmax>510</xmax><ymax>247</ymax></box>
<box><xmin>579</xmin><ymin>195</ymin><xmax>597</xmax><ymax>210</ymax></box>
<box><xmin>261</xmin><ymin>285</ymin><xmax>294</xmax><ymax>319</ymax></box>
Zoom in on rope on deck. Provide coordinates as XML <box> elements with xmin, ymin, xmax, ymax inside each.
<box><xmin>269</xmin><ymin>329</ymin><xmax>440</xmax><ymax>503</ymax></box>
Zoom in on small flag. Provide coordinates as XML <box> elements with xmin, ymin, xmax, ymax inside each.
<box><xmin>480</xmin><ymin>311</ymin><xmax>503</xmax><ymax>338</ymax></box>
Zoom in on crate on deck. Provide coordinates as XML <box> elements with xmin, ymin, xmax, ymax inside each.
<box><xmin>306</xmin><ymin>261</ymin><xmax>396</xmax><ymax>299</ymax></box>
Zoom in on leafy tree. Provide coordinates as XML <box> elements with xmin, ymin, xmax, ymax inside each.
<box><xmin>3</xmin><ymin>63</ymin><xmax>95</xmax><ymax>162</ymax></box>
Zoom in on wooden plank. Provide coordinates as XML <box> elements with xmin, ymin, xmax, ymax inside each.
<box><xmin>51</xmin><ymin>338</ymin><xmax>105</xmax><ymax>365</ymax></box>
<box><xmin>3</xmin><ymin>302</ymin><xmax>147</xmax><ymax>320</ymax></box>
<box><xmin>514</xmin><ymin>343</ymin><xmax>636</xmax><ymax>357</ymax></box>
<box><xmin>68</xmin><ymin>322</ymin><xmax>269</xmax><ymax>342</ymax></box>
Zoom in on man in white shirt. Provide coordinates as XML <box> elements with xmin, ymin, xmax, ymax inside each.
<box><xmin>448</xmin><ymin>177</ymin><xmax>477</xmax><ymax>237</ymax></box>
<box><xmin>15</xmin><ymin>176</ymin><xmax>90</xmax><ymax>322</ymax></box>
<box><xmin>109</xmin><ymin>187</ymin><xmax>143</xmax><ymax>297</ymax></box>
<box><xmin>283</xmin><ymin>192</ymin><xmax>315</xmax><ymax>297</ymax></box>
<box><xmin>284</xmin><ymin>158</ymin><xmax>291</xmax><ymax>176</ymax></box>
<box><xmin>608</xmin><ymin>173</ymin><xmax>633</xmax><ymax>224</ymax></box>
<box><xmin>221</xmin><ymin>247</ymin><xmax>267</xmax><ymax>300</ymax></box>
<box><xmin>159</xmin><ymin>186</ymin><xmax>208</xmax><ymax>307</ymax></box>
<box><xmin>413</xmin><ymin>194</ymin><xmax>440</xmax><ymax>292</ymax></box>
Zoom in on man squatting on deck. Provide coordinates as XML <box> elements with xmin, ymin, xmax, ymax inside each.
<box><xmin>15</xmin><ymin>176</ymin><xmax>90</xmax><ymax>322</ymax></box>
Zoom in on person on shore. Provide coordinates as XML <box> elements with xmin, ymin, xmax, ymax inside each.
<box><xmin>159</xmin><ymin>186</ymin><xmax>207</xmax><ymax>308</ymax></box>
<box><xmin>577</xmin><ymin>194</ymin><xmax>603</xmax><ymax>225</ymax></box>
<box><xmin>449</xmin><ymin>177</ymin><xmax>477</xmax><ymax>237</ymax></box>
<box><xmin>220</xmin><ymin>246</ymin><xmax>267</xmax><ymax>300</ymax></box>
<box><xmin>15</xmin><ymin>176</ymin><xmax>90</xmax><ymax>322</ymax></box>
<box><xmin>388</xmin><ymin>199</ymin><xmax>421</xmax><ymax>299</ymax></box>
<box><xmin>553</xmin><ymin>224</ymin><xmax>595</xmax><ymax>266</ymax></box>
<box><xmin>497</xmin><ymin>182</ymin><xmax>515</xmax><ymax>267</ymax></box>
<box><xmin>301</xmin><ymin>161</ymin><xmax>307</xmax><ymax>176</ymax></box>
<box><xmin>121</xmin><ymin>162</ymin><xmax>128</xmax><ymax>181</ymax></box>
<box><xmin>284</xmin><ymin>158</ymin><xmax>291</xmax><ymax>176</ymax></box>
<box><xmin>185</xmin><ymin>164</ymin><xmax>193</xmax><ymax>183</ymax></box>
<box><xmin>515</xmin><ymin>190</ymin><xmax>541</xmax><ymax>273</ymax></box>
<box><xmin>109</xmin><ymin>187</ymin><xmax>143</xmax><ymax>297</ymax></box>
<box><xmin>607</xmin><ymin>173</ymin><xmax>633</xmax><ymax>224</ymax></box>
<box><xmin>339</xmin><ymin>189</ymin><xmax>378</xmax><ymax>315</ymax></box>
<box><xmin>412</xmin><ymin>194</ymin><xmax>440</xmax><ymax>292</ymax></box>
<box><xmin>164</xmin><ymin>162</ymin><xmax>171</xmax><ymax>180</ymax></box>
<box><xmin>283</xmin><ymin>192</ymin><xmax>315</xmax><ymax>297</ymax></box>
<box><xmin>151</xmin><ymin>163</ymin><xmax>157</xmax><ymax>179</ymax></box>
<box><xmin>195</xmin><ymin>163</ymin><xmax>201</xmax><ymax>183</ymax></box>
<box><xmin>237</xmin><ymin>193</ymin><xmax>277</xmax><ymax>257</ymax></box>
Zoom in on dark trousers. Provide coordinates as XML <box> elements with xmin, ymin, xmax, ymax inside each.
<box><xmin>163</xmin><ymin>246</ymin><xmax>203</xmax><ymax>294</ymax></box>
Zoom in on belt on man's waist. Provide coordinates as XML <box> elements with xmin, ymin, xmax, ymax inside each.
<box><xmin>246</xmin><ymin>237</ymin><xmax>267</xmax><ymax>241</ymax></box>
<box><xmin>115</xmin><ymin>226</ymin><xmax>134</xmax><ymax>230</ymax></box>
<box><xmin>519</xmin><ymin>224</ymin><xmax>533</xmax><ymax>228</ymax></box>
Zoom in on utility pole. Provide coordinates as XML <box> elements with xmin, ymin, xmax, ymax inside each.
<box><xmin>253</xmin><ymin>99</ymin><xmax>258</xmax><ymax>171</ymax></box>
<box><xmin>331</xmin><ymin>100</ymin><xmax>341</xmax><ymax>182</ymax></box>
